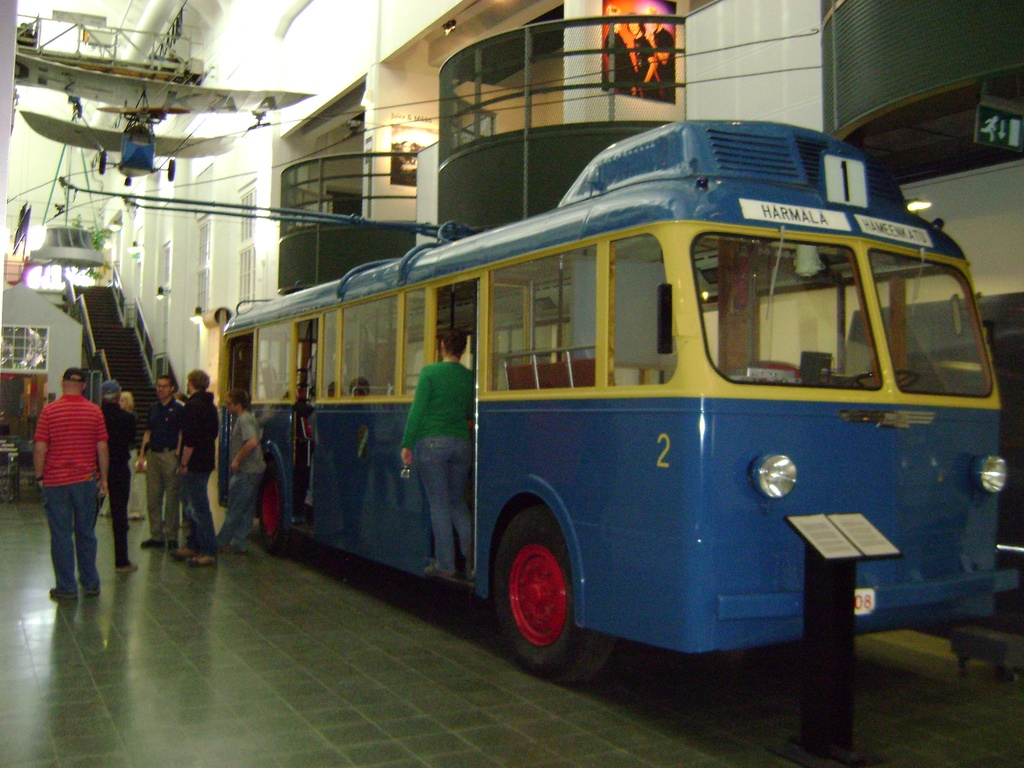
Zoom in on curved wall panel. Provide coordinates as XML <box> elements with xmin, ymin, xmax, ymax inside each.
<box><xmin>823</xmin><ymin>0</ymin><xmax>1024</xmax><ymax>137</ymax></box>
<box><xmin>438</xmin><ymin>122</ymin><xmax>659</xmax><ymax>230</ymax></box>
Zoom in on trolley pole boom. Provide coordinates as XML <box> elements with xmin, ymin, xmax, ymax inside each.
<box><xmin>58</xmin><ymin>177</ymin><xmax>476</xmax><ymax>242</ymax></box>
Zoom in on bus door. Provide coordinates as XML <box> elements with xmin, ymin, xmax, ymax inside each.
<box><xmin>435</xmin><ymin>279</ymin><xmax>478</xmax><ymax>574</ymax></box>
<box><xmin>220</xmin><ymin>333</ymin><xmax>255</xmax><ymax>505</ymax></box>
<box><xmin>292</xmin><ymin>318</ymin><xmax>317</xmax><ymax>527</ymax></box>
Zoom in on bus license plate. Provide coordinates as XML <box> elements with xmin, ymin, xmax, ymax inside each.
<box><xmin>854</xmin><ymin>588</ymin><xmax>876</xmax><ymax>615</ymax></box>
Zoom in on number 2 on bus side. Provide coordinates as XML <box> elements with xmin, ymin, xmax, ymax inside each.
<box><xmin>657</xmin><ymin>434</ymin><xmax>670</xmax><ymax>467</ymax></box>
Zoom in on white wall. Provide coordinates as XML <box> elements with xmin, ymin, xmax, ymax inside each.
<box><xmin>685</xmin><ymin>0</ymin><xmax>822</xmax><ymax>129</ymax></box>
<box><xmin>903</xmin><ymin>161</ymin><xmax>1024</xmax><ymax>298</ymax></box>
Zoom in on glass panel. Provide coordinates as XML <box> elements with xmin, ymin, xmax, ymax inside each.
<box><xmin>342</xmin><ymin>297</ymin><xmax>398</xmax><ymax>397</ymax></box>
<box><xmin>612</xmin><ymin>234</ymin><xmax>677</xmax><ymax>386</ymax></box>
<box><xmin>255</xmin><ymin>322</ymin><xmax>291</xmax><ymax>400</ymax></box>
<box><xmin>490</xmin><ymin>247</ymin><xmax>596</xmax><ymax>390</ymax></box>
<box><xmin>1</xmin><ymin>326</ymin><xmax>48</xmax><ymax>372</ymax></box>
<box><xmin>869</xmin><ymin>251</ymin><xmax>991</xmax><ymax>396</ymax></box>
<box><xmin>322</xmin><ymin>311</ymin><xmax>339</xmax><ymax>398</ymax></box>
<box><xmin>228</xmin><ymin>334</ymin><xmax>253</xmax><ymax>393</ymax></box>
<box><xmin>403</xmin><ymin>289</ymin><xmax>425</xmax><ymax>395</ymax></box>
<box><xmin>295</xmin><ymin>318</ymin><xmax>317</xmax><ymax>400</ymax></box>
<box><xmin>694</xmin><ymin>233</ymin><xmax>878</xmax><ymax>388</ymax></box>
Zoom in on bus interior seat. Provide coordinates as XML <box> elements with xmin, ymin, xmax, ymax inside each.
<box><xmin>505</xmin><ymin>357</ymin><xmax>595</xmax><ymax>390</ymax></box>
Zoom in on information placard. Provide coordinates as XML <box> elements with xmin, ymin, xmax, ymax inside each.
<box><xmin>828</xmin><ymin>514</ymin><xmax>901</xmax><ymax>558</ymax></box>
<box><xmin>786</xmin><ymin>514</ymin><xmax>862</xmax><ymax>560</ymax></box>
<box><xmin>786</xmin><ymin>513</ymin><xmax>901</xmax><ymax>561</ymax></box>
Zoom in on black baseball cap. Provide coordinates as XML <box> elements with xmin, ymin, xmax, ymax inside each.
<box><xmin>62</xmin><ymin>367</ymin><xmax>88</xmax><ymax>382</ymax></box>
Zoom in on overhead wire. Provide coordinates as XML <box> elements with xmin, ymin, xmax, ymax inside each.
<box><xmin>10</xmin><ymin>20</ymin><xmax>823</xmax><ymax>201</ymax></box>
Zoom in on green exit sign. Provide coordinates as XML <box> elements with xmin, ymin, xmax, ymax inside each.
<box><xmin>975</xmin><ymin>105</ymin><xmax>1024</xmax><ymax>152</ymax></box>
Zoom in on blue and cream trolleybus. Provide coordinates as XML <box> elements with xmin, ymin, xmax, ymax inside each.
<box><xmin>220</xmin><ymin>121</ymin><xmax>1015</xmax><ymax>681</ymax></box>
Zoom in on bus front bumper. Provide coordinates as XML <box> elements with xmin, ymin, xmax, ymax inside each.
<box><xmin>717</xmin><ymin>567</ymin><xmax>1020</xmax><ymax>622</ymax></box>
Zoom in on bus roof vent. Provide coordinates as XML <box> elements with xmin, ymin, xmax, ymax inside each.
<box><xmin>794</xmin><ymin>136</ymin><xmax>829</xmax><ymax>186</ymax></box>
<box><xmin>864</xmin><ymin>155</ymin><xmax>905</xmax><ymax>205</ymax></box>
<box><xmin>706</xmin><ymin>126</ymin><xmax>802</xmax><ymax>183</ymax></box>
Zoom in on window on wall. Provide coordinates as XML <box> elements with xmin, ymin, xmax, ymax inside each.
<box><xmin>255</xmin><ymin>321</ymin><xmax>291</xmax><ymax>400</ymax></box>
<box><xmin>490</xmin><ymin>246</ymin><xmax>597</xmax><ymax>390</ymax></box>
<box><xmin>1</xmin><ymin>326</ymin><xmax>48</xmax><ymax>372</ymax></box>
<box><xmin>160</xmin><ymin>241</ymin><xmax>172</xmax><ymax>289</ymax></box>
<box><xmin>240</xmin><ymin>185</ymin><xmax>256</xmax><ymax>243</ymax></box>
<box><xmin>611</xmin><ymin>234</ymin><xmax>677</xmax><ymax>386</ymax></box>
<box><xmin>342</xmin><ymin>297</ymin><xmax>397</xmax><ymax>397</ymax></box>
<box><xmin>198</xmin><ymin>216</ymin><xmax>211</xmax><ymax>311</ymax></box>
<box><xmin>239</xmin><ymin>245</ymin><xmax>256</xmax><ymax>302</ymax></box>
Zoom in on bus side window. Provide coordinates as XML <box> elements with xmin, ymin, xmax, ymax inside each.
<box><xmin>611</xmin><ymin>234</ymin><xmax>677</xmax><ymax>386</ymax></box>
<box><xmin>342</xmin><ymin>296</ymin><xmax>398</xmax><ymax>397</ymax></box>
<box><xmin>322</xmin><ymin>310</ymin><xmax>339</xmax><ymax>399</ymax></box>
<box><xmin>404</xmin><ymin>289</ymin><xmax>425</xmax><ymax>394</ymax></box>
<box><xmin>228</xmin><ymin>333</ymin><xmax>254</xmax><ymax>393</ymax></box>
<box><xmin>255</xmin><ymin>321</ymin><xmax>291</xmax><ymax>400</ymax></box>
<box><xmin>490</xmin><ymin>247</ymin><xmax>596</xmax><ymax>391</ymax></box>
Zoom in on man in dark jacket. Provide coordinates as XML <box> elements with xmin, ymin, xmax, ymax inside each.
<box><xmin>169</xmin><ymin>370</ymin><xmax>220</xmax><ymax>567</ymax></box>
<box><xmin>100</xmin><ymin>379</ymin><xmax>137</xmax><ymax>572</ymax></box>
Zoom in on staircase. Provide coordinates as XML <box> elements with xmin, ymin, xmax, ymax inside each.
<box><xmin>79</xmin><ymin>286</ymin><xmax>157</xmax><ymax>443</ymax></box>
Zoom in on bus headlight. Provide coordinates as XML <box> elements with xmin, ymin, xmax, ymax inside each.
<box><xmin>974</xmin><ymin>456</ymin><xmax>1007</xmax><ymax>493</ymax></box>
<box><xmin>750</xmin><ymin>454</ymin><xmax>797</xmax><ymax>498</ymax></box>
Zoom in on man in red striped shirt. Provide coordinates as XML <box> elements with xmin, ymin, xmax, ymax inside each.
<box><xmin>33</xmin><ymin>368</ymin><xmax>110</xmax><ymax>601</ymax></box>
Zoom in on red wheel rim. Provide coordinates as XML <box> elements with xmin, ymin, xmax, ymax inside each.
<box><xmin>260</xmin><ymin>479</ymin><xmax>280</xmax><ymax>537</ymax></box>
<box><xmin>508</xmin><ymin>543</ymin><xmax>567</xmax><ymax>646</ymax></box>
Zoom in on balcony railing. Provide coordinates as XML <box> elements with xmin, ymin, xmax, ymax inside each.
<box><xmin>280</xmin><ymin>152</ymin><xmax>420</xmax><ymax>235</ymax></box>
<box><xmin>439</xmin><ymin>15</ymin><xmax>685</xmax><ymax>164</ymax></box>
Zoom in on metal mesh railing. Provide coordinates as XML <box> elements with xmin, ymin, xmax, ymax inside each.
<box><xmin>439</xmin><ymin>15</ymin><xmax>685</xmax><ymax>163</ymax></box>
<box><xmin>279</xmin><ymin>152</ymin><xmax>420</xmax><ymax>234</ymax></box>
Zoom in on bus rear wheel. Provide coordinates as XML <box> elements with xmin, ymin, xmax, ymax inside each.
<box><xmin>494</xmin><ymin>506</ymin><xmax>615</xmax><ymax>683</ymax></box>
<box><xmin>258</xmin><ymin>470</ymin><xmax>286</xmax><ymax>554</ymax></box>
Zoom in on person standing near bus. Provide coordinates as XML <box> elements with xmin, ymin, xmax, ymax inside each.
<box><xmin>120</xmin><ymin>391</ymin><xmax>146</xmax><ymax>520</ymax></box>
<box><xmin>33</xmin><ymin>367</ymin><xmax>109</xmax><ymax>600</ymax></box>
<box><xmin>217</xmin><ymin>388</ymin><xmax>265</xmax><ymax>554</ymax></box>
<box><xmin>137</xmin><ymin>375</ymin><xmax>184</xmax><ymax>549</ymax></box>
<box><xmin>401</xmin><ymin>328</ymin><xmax>474</xmax><ymax>579</ymax></box>
<box><xmin>99</xmin><ymin>379</ymin><xmax>138</xmax><ymax>573</ymax></box>
<box><xmin>171</xmin><ymin>370</ymin><xmax>220</xmax><ymax>567</ymax></box>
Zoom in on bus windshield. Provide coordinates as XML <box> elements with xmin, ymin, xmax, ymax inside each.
<box><xmin>868</xmin><ymin>250</ymin><xmax>991</xmax><ymax>397</ymax></box>
<box><xmin>695</xmin><ymin>233</ymin><xmax>879</xmax><ymax>389</ymax></box>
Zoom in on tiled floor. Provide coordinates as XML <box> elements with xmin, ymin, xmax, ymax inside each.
<box><xmin>2</xmin><ymin>489</ymin><xmax>1023</xmax><ymax>767</ymax></box>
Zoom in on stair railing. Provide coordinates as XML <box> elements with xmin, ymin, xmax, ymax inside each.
<box><xmin>134</xmin><ymin>300</ymin><xmax>156</xmax><ymax>383</ymax></box>
<box><xmin>66</xmin><ymin>280</ymin><xmax>110</xmax><ymax>381</ymax></box>
<box><xmin>110</xmin><ymin>264</ymin><xmax>127</xmax><ymax>324</ymax></box>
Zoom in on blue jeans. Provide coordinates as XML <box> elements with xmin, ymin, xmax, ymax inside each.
<box><xmin>42</xmin><ymin>481</ymin><xmax>101</xmax><ymax>593</ymax></box>
<box><xmin>218</xmin><ymin>472</ymin><xmax>261</xmax><ymax>548</ymax></box>
<box><xmin>414</xmin><ymin>435</ymin><xmax>472</xmax><ymax>572</ymax></box>
<box><xmin>181</xmin><ymin>471</ymin><xmax>218</xmax><ymax>557</ymax></box>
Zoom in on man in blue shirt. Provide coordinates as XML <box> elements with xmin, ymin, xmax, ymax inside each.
<box><xmin>136</xmin><ymin>375</ymin><xmax>184</xmax><ymax>549</ymax></box>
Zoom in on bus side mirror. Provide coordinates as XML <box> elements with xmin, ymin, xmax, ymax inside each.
<box><xmin>657</xmin><ymin>283</ymin><xmax>673</xmax><ymax>354</ymax></box>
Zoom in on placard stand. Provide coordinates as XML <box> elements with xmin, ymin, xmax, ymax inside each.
<box><xmin>772</xmin><ymin>514</ymin><xmax>902</xmax><ymax>768</ymax></box>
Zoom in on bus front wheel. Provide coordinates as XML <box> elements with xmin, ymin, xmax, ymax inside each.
<box><xmin>258</xmin><ymin>470</ymin><xmax>286</xmax><ymax>554</ymax></box>
<box><xmin>494</xmin><ymin>506</ymin><xmax>615</xmax><ymax>683</ymax></box>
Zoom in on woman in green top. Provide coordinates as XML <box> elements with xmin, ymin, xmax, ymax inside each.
<box><xmin>401</xmin><ymin>328</ymin><xmax>474</xmax><ymax>577</ymax></box>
